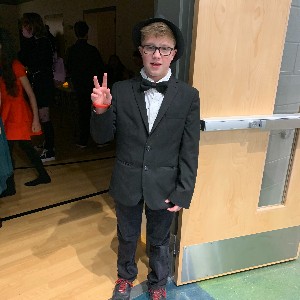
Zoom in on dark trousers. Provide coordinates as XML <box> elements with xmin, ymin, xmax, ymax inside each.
<box><xmin>76</xmin><ymin>89</ymin><xmax>92</xmax><ymax>146</ymax></box>
<box><xmin>41</xmin><ymin>121</ymin><xmax>55</xmax><ymax>151</ymax></box>
<box><xmin>8</xmin><ymin>140</ymin><xmax>49</xmax><ymax>177</ymax></box>
<box><xmin>115</xmin><ymin>200</ymin><xmax>174</xmax><ymax>289</ymax></box>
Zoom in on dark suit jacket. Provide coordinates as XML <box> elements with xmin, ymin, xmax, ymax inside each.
<box><xmin>90</xmin><ymin>75</ymin><xmax>200</xmax><ymax>210</ymax></box>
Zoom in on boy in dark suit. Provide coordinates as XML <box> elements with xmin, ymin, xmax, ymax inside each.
<box><xmin>90</xmin><ymin>17</ymin><xmax>200</xmax><ymax>300</ymax></box>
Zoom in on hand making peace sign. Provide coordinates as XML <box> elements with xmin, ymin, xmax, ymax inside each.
<box><xmin>91</xmin><ymin>73</ymin><xmax>112</xmax><ymax>110</ymax></box>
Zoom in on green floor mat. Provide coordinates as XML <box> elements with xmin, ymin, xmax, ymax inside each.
<box><xmin>198</xmin><ymin>259</ymin><xmax>300</xmax><ymax>300</ymax></box>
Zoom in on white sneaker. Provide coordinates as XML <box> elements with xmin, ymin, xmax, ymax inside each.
<box><xmin>40</xmin><ymin>149</ymin><xmax>56</xmax><ymax>162</ymax></box>
<box><xmin>97</xmin><ymin>143</ymin><xmax>110</xmax><ymax>148</ymax></box>
<box><xmin>76</xmin><ymin>143</ymin><xmax>87</xmax><ymax>149</ymax></box>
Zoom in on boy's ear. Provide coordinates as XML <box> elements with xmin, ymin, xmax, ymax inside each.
<box><xmin>138</xmin><ymin>46</ymin><xmax>143</xmax><ymax>56</ymax></box>
<box><xmin>171</xmin><ymin>49</ymin><xmax>177</xmax><ymax>60</ymax></box>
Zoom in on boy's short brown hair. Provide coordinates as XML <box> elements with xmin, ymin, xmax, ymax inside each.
<box><xmin>140</xmin><ymin>22</ymin><xmax>176</xmax><ymax>46</ymax></box>
<box><xmin>132</xmin><ymin>17</ymin><xmax>184</xmax><ymax>62</ymax></box>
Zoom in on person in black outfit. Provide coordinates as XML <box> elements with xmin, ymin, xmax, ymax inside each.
<box><xmin>19</xmin><ymin>13</ymin><xmax>56</xmax><ymax>162</ymax></box>
<box><xmin>90</xmin><ymin>18</ymin><xmax>200</xmax><ymax>300</ymax></box>
<box><xmin>66</xmin><ymin>21</ymin><xmax>105</xmax><ymax>148</ymax></box>
<box><xmin>45</xmin><ymin>24</ymin><xmax>57</xmax><ymax>53</ymax></box>
<box><xmin>106</xmin><ymin>54</ymin><xmax>133</xmax><ymax>89</ymax></box>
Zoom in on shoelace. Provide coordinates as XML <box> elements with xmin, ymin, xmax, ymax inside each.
<box><xmin>115</xmin><ymin>278</ymin><xmax>133</xmax><ymax>293</ymax></box>
<box><xmin>149</xmin><ymin>288</ymin><xmax>166</xmax><ymax>300</ymax></box>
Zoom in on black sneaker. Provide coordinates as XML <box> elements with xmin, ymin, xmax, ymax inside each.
<box><xmin>0</xmin><ymin>187</ymin><xmax>16</xmax><ymax>198</ymax></box>
<box><xmin>111</xmin><ymin>278</ymin><xmax>133</xmax><ymax>300</ymax></box>
<box><xmin>24</xmin><ymin>175</ymin><xmax>51</xmax><ymax>186</ymax></box>
<box><xmin>149</xmin><ymin>287</ymin><xmax>167</xmax><ymax>300</ymax></box>
<box><xmin>40</xmin><ymin>149</ymin><xmax>55</xmax><ymax>163</ymax></box>
<box><xmin>0</xmin><ymin>175</ymin><xmax>16</xmax><ymax>198</ymax></box>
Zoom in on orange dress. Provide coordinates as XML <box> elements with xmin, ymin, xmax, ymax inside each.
<box><xmin>0</xmin><ymin>60</ymin><xmax>41</xmax><ymax>140</ymax></box>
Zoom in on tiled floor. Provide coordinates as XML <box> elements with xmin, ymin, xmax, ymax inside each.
<box><xmin>132</xmin><ymin>279</ymin><xmax>213</xmax><ymax>300</ymax></box>
<box><xmin>132</xmin><ymin>258</ymin><xmax>300</xmax><ymax>300</ymax></box>
<box><xmin>199</xmin><ymin>258</ymin><xmax>300</xmax><ymax>300</ymax></box>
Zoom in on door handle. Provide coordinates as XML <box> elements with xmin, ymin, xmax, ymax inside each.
<box><xmin>200</xmin><ymin>113</ymin><xmax>300</xmax><ymax>131</ymax></box>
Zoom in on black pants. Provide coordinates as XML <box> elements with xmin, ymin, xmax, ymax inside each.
<box><xmin>41</xmin><ymin>121</ymin><xmax>55</xmax><ymax>152</ymax></box>
<box><xmin>115</xmin><ymin>200</ymin><xmax>174</xmax><ymax>289</ymax></box>
<box><xmin>76</xmin><ymin>89</ymin><xmax>92</xmax><ymax>146</ymax></box>
<box><xmin>8</xmin><ymin>140</ymin><xmax>49</xmax><ymax>177</ymax></box>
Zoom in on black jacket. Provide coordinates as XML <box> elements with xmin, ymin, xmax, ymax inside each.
<box><xmin>66</xmin><ymin>39</ymin><xmax>105</xmax><ymax>91</ymax></box>
<box><xmin>90</xmin><ymin>75</ymin><xmax>200</xmax><ymax>210</ymax></box>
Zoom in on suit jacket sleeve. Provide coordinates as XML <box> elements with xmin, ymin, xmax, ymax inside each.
<box><xmin>168</xmin><ymin>89</ymin><xmax>200</xmax><ymax>208</ymax></box>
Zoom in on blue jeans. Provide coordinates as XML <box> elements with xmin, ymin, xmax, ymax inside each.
<box><xmin>115</xmin><ymin>199</ymin><xmax>174</xmax><ymax>289</ymax></box>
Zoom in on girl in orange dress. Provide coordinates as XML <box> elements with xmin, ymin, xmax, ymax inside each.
<box><xmin>0</xmin><ymin>28</ymin><xmax>50</xmax><ymax>194</ymax></box>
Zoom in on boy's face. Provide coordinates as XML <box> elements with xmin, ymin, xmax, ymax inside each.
<box><xmin>139</xmin><ymin>35</ymin><xmax>177</xmax><ymax>82</ymax></box>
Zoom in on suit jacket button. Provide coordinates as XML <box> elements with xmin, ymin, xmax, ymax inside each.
<box><xmin>146</xmin><ymin>145</ymin><xmax>151</xmax><ymax>151</ymax></box>
<box><xmin>144</xmin><ymin>166</ymin><xmax>148</xmax><ymax>171</ymax></box>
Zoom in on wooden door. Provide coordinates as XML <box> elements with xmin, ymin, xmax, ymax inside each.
<box><xmin>175</xmin><ymin>0</ymin><xmax>300</xmax><ymax>285</ymax></box>
<box><xmin>84</xmin><ymin>7</ymin><xmax>116</xmax><ymax>65</ymax></box>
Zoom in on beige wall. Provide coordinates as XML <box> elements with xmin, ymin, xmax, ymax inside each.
<box><xmin>0</xmin><ymin>4</ymin><xmax>19</xmax><ymax>46</ymax></box>
<box><xmin>0</xmin><ymin>0</ymin><xmax>153</xmax><ymax>73</ymax></box>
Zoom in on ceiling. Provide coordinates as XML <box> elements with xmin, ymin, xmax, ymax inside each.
<box><xmin>0</xmin><ymin>0</ymin><xmax>32</xmax><ymax>4</ymax></box>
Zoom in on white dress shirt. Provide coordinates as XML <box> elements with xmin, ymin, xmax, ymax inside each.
<box><xmin>140</xmin><ymin>68</ymin><xmax>171</xmax><ymax>132</ymax></box>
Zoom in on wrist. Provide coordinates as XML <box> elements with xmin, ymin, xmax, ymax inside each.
<box><xmin>93</xmin><ymin>102</ymin><xmax>111</xmax><ymax>108</ymax></box>
<box><xmin>92</xmin><ymin>106</ymin><xmax>109</xmax><ymax>114</ymax></box>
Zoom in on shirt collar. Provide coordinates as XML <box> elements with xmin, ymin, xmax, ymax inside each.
<box><xmin>140</xmin><ymin>68</ymin><xmax>171</xmax><ymax>83</ymax></box>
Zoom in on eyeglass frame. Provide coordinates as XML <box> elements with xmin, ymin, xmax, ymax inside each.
<box><xmin>140</xmin><ymin>44</ymin><xmax>175</xmax><ymax>56</ymax></box>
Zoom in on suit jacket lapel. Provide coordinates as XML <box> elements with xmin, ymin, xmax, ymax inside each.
<box><xmin>131</xmin><ymin>75</ymin><xmax>179</xmax><ymax>135</ymax></box>
<box><xmin>132</xmin><ymin>77</ymin><xmax>149</xmax><ymax>134</ymax></box>
<box><xmin>150</xmin><ymin>76</ymin><xmax>178</xmax><ymax>134</ymax></box>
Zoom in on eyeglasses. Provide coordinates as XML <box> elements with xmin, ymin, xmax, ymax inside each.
<box><xmin>141</xmin><ymin>45</ymin><xmax>174</xmax><ymax>56</ymax></box>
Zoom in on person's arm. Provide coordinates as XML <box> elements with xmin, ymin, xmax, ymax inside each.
<box><xmin>166</xmin><ymin>89</ymin><xmax>200</xmax><ymax>211</ymax></box>
<box><xmin>42</xmin><ymin>37</ymin><xmax>55</xmax><ymax>72</ymax></box>
<box><xmin>19</xmin><ymin>76</ymin><xmax>41</xmax><ymax>133</ymax></box>
<box><xmin>0</xmin><ymin>92</ymin><xmax>1</xmax><ymax>135</ymax></box>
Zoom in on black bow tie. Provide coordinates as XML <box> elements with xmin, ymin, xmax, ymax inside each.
<box><xmin>140</xmin><ymin>78</ymin><xmax>168</xmax><ymax>94</ymax></box>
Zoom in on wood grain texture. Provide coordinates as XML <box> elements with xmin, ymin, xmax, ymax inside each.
<box><xmin>0</xmin><ymin>94</ymin><xmax>148</xmax><ymax>299</ymax></box>
<box><xmin>191</xmin><ymin>0</ymin><xmax>291</xmax><ymax>117</ymax></box>
<box><xmin>0</xmin><ymin>195</ymin><xmax>149</xmax><ymax>300</ymax></box>
<box><xmin>176</xmin><ymin>0</ymin><xmax>297</xmax><ymax>285</ymax></box>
